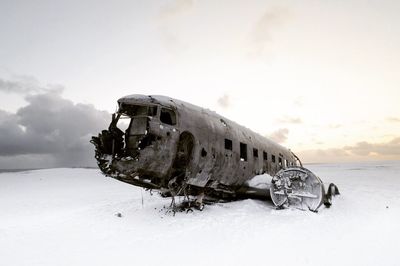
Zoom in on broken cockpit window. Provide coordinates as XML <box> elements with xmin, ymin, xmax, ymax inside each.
<box><xmin>116</xmin><ymin>105</ymin><xmax>157</xmax><ymax>134</ymax></box>
<box><xmin>160</xmin><ymin>108</ymin><xmax>176</xmax><ymax>125</ymax></box>
<box><xmin>119</xmin><ymin>104</ymin><xmax>158</xmax><ymax>117</ymax></box>
<box><xmin>116</xmin><ymin>115</ymin><xmax>130</xmax><ymax>132</ymax></box>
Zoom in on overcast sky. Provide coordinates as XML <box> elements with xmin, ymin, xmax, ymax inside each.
<box><xmin>1</xmin><ymin>0</ymin><xmax>399</xmax><ymax>168</ymax></box>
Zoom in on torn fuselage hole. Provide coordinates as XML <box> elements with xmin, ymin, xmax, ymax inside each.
<box><xmin>172</xmin><ymin>132</ymin><xmax>195</xmax><ymax>173</ymax></box>
<box><xmin>201</xmin><ymin>148</ymin><xmax>207</xmax><ymax>157</ymax></box>
<box><xmin>220</xmin><ymin>119</ymin><xmax>227</xmax><ymax>127</ymax></box>
<box><xmin>138</xmin><ymin>134</ymin><xmax>157</xmax><ymax>150</ymax></box>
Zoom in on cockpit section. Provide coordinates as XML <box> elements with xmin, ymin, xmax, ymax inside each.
<box><xmin>106</xmin><ymin>103</ymin><xmax>178</xmax><ymax>156</ymax></box>
<box><xmin>91</xmin><ymin>101</ymin><xmax>180</xmax><ymax>188</ymax></box>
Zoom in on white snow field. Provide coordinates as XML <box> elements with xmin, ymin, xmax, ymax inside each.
<box><xmin>1</xmin><ymin>161</ymin><xmax>399</xmax><ymax>266</ymax></box>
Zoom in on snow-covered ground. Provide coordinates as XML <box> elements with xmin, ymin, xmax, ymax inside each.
<box><xmin>1</xmin><ymin>161</ymin><xmax>399</xmax><ymax>266</ymax></box>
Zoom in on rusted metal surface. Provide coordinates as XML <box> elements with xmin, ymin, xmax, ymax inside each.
<box><xmin>91</xmin><ymin>94</ymin><xmax>338</xmax><ymax>211</ymax></box>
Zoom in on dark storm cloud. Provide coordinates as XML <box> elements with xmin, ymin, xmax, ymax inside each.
<box><xmin>0</xmin><ymin>90</ymin><xmax>110</xmax><ymax>167</ymax></box>
<box><xmin>267</xmin><ymin>128</ymin><xmax>289</xmax><ymax>144</ymax></box>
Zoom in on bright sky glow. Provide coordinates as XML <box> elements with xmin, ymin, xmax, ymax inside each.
<box><xmin>1</xmin><ymin>0</ymin><xmax>399</xmax><ymax>164</ymax></box>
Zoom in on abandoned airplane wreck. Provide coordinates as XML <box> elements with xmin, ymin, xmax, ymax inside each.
<box><xmin>91</xmin><ymin>94</ymin><xmax>339</xmax><ymax>212</ymax></box>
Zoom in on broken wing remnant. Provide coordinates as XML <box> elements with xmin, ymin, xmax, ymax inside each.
<box><xmin>91</xmin><ymin>94</ymin><xmax>339</xmax><ymax>212</ymax></box>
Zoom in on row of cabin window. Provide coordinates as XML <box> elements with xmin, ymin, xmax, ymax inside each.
<box><xmin>224</xmin><ymin>138</ymin><xmax>290</xmax><ymax>166</ymax></box>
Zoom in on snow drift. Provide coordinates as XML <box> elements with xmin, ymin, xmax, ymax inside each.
<box><xmin>1</xmin><ymin>161</ymin><xmax>399</xmax><ymax>266</ymax></box>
